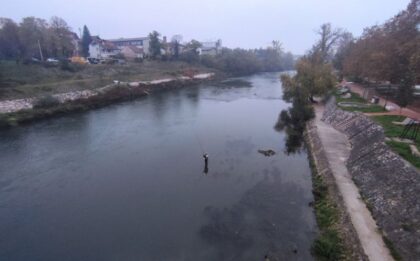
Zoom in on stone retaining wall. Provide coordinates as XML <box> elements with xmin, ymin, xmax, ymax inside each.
<box><xmin>322</xmin><ymin>97</ymin><xmax>420</xmax><ymax>260</ymax></box>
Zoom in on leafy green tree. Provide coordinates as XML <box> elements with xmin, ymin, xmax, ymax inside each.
<box><xmin>295</xmin><ymin>57</ymin><xmax>336</xmax><ymax>101</ymax></box>
<box><xmin>278</xmin><ymin>24</ymin><xmax>340</xmax><ymax>153</ymax></box>
<box><xmin>277</xmin><ymin>73</ymin><xmax>315</xmax><ymax>153</ymax></box>
<box><xmin>81</xmin><ymin>25</ymin><xmax>92</xmax><ymax>57</ymax></box>
<box><xmin>148</xmin><ymin>30</ymin><xmax>161</xmax><ymax>59</ymax></box>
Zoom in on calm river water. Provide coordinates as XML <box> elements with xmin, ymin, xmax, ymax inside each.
<box><xmin>0</xmin><ymin>72</ymin><xmax>317</xmax><ymax>261</ymax></box>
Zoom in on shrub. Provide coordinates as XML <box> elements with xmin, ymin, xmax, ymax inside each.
<box><xmin>312</xmin><ymin>229</ymin><xmax>343</xmax><ymax>260</ymax></box>
<box><xmin>133</xmin><ymin>57</ymin><xmax>143</xmax><ymax>63</ymax></box>
<box><xmin>59</xmin><ymin>60</ymin><xmax>85</xmax><ymax>72</ymax></box>
<box><xmin>33</xmin><ymin>95</ymin><xmax>60</xmax><ymax>108</ymax></box>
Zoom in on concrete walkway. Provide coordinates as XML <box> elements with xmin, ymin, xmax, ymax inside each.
<box><xmin>314</xmin><ymin>105</ymin><xmax>394</xmax><ymax>261</ymax></box>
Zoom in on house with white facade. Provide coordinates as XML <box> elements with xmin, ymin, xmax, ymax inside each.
<box><xmin>198</xmin><ymin>40</ymin><xmax>222</xmax><ymax>56</ymax></box>
<box><xmin>121</xmin><ymin>46</ymin><xmax>144</xmax><ymax>60</ymax></box>
<box><xmin>108</xmin><ymin>37</ymin><xmax>150</xmax><ymax>56</ymax></box>
<box><xmin>88</xmin><ymin>36</ymin><xmax>120</xmax><ymax>59</ymax></box>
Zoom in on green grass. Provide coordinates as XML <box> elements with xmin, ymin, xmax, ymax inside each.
<box><xmin>385</xmin><ymin>141</ymin><xmax>420</xmax><ymax>168</ymax></box>
<box><xmin>0</xmin><ymin>60</ymin><xmax>215</xmax><ymax>100</ymax></box>
<box><xmin>335</xmin><ymin>91</ymin><xmax>366</xmax><ymax>103</ymax></box>
<box><xmin>372</xmin><ymin>115</ymin><xmax>420</xmax><ymax>143</ymax></box>
<box><xmin>371</xmin><ymin>115</ymin><xmax>406</xmax><ymax>138</ymax></box>
<box><xmin>371</xmin><ymin>115</ymin><xmax>420</xmax><ymax>168</ymax></box>
<box><xmin>307</xmin><ymin>150</ymin><xmax>344</xmax><ymax>260</ymax></box>
<box><xmin>335</xmin><ymin>91</ymin><xmax>386</xmax><ymax>113</ymax></box>
<box><xmin>312</xmin><ymin>229</ymin><xmax>343</xmax><ymax>261</ymax></box>
<box><xmin>340</xmin><ymin>104</ymin><xmax>386</xmax><ymax>113</ymax></box>
<box><xmin>382</xmin><ymin>236</ymin><xmax>402</xmax><ymax>261</ymax></box>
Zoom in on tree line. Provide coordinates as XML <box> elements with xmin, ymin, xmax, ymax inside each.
<box><xmin>147</xmin><ymin>30</ymin><xmax>295</xmax><ymax>75</ymax></box>
<box><xmin>200</xmin><ymin>45</ymin><xmax>295</xmax><ymax>76</ymax></box>
<box><xmin>0</xmin><ymin>16</ymin><xmax>76</xmax><ymax>62</ymax></box>
<box><xmin>278</xmin><ymin>0</ymin><xmax>419</xmax><ymax>153</ymax></box>
<box><xmin>338</xmin><ymin>0</ymin><xmax>419</xmax><ymax>86</ymax></box>
<box><xmin>0</xmin><ymin>16</ymin><xmax>296</xmax><ymax>76</ymax></box>
<box><xmin>337</xmin><ymin>0</ymin><xmax>420</xmax><ymax>108</ymax></box>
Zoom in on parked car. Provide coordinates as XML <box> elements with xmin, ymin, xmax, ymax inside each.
<box><xmin>46</xmin><ymin>58</ymin><xmax>60</xmax><ymax>64</ymax></box>
<box><xmin>87</xmin><ymin>58</ymin><xmax>100</xmax><ymax>64</ymax></box>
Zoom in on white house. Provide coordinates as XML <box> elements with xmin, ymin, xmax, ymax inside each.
<box><xmin>198</xmin><ymin>39</ymin><xmax>222</xmax><ymax>56</ymax></box>
<box><xmin>88</xmin><ymin>36</ymin><xmax>120</xmax><ymax>59</ymax></box>
<box><xmin>121</xmin><ymin>45</ymin><xmax>144</xmax><ymax>60</ymax></box>
<box><xmin>108</xmin><ymin>37</ymin><xmax>150</xmax><ymax>56</ymax></box>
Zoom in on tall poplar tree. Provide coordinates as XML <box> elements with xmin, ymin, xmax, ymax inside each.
<box><xmin>81</xmin><ymin>25</ymin><xmax>92</xmax><ymax>57</ymax></box>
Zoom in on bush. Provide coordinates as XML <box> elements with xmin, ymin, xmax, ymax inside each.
<box><xmin>312</xmin><ymin>229</ymin><xmax>343</xmax><ymax>260</ymax></box>
<box><xmin>60</xmin><ymin>59</ymin><xmax>84</xmax><ymax>72</ymax></box>
<box><xmin>33</xmin><ymin>95</ymin><xmax>60</xmax><ymax>108</ymax></box>
<box><xmin>133</xmin><ymin>57</ymin><xmax>143</xmax><ymax>63</ymax></box>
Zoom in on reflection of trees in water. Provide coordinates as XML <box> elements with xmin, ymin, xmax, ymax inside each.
<box><xmin>274</xmin><ymin>111</ymin><xmax>304</xmax><ymax>154</ymax></box>
<box><xmin>199</xmin><ymin>168</ymin><xmax>314</xmax><ymax>261</ymax></box>
<box><xmin>149</xmin><ymin>87</ymin><xmax>201</xmax><ymax>122</ymax></box>
<box><xmin>274</xmin><ymin>100</ymin><xmax>314</xmax><ymax>154</ymax></box>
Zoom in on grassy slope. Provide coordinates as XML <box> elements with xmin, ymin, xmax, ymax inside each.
<box><xmin>371</xmin><ymin>115</ymin><xmax>420</xmax><ymax>168</ymax></box>
<box><xmin>0</xmin><ymin>60</ymin><xmax>215</xmax><ymax>100</ymax></box>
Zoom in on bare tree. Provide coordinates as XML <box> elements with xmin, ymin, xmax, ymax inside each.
<box><xmin>312</xmin><ymin>23</ymin><xmax>344</xmax><ymax>63</ymax></box>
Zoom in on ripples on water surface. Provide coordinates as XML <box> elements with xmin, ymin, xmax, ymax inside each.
<box><xmin>0</xmin><ymin>72</ymin><xmax>317</xmax><ymax>261</ymax></box>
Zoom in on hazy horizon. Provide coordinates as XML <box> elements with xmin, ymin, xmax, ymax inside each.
<box><xmin>1</xmin><ymin>0</ymin><xmax>411</xmax><ymax>54</ymax></box>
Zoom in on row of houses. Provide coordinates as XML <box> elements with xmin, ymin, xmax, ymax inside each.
<box><xmin>88</xmin><ymin>35</ymin><xmax>222</xmax><ymax>60</ymax></box>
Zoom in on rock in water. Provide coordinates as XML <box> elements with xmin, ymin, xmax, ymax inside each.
<box><xmin>258</xmin><ymin>149</ymin><xmax>276</xmax><ymax>157</ymax></box>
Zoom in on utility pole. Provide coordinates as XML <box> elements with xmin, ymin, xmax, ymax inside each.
<box><xmin>38</xmin><ymin>40</ymin><xmax>44</xmax><ymax>62</ymax></box>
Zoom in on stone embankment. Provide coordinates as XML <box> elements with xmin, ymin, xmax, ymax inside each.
<box><xmin>322</xmin><ymin>97</ymin><xmax>420</xmax><ymax>260</ymax></box>
<box><xmin>0</xmin><ymin>73</ymin><xmax>215</xmax><ymax>114</ymax></box>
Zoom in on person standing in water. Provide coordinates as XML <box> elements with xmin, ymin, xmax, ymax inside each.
<box><xmin>203</xmin><ymin>154</ymin><xmax>209</xmax><ymax>174</ymax></box>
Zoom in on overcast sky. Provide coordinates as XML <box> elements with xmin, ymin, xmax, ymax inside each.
<box><xmin>1</xmin><ymin>0</ymin><xmax>411</xmax><ymax>54</ymax></box>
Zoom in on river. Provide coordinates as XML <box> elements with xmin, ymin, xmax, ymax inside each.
<box><xmin>0</xmin><ymin>72</ymin><xmax>317</xmax><ymax>261</ymax></box>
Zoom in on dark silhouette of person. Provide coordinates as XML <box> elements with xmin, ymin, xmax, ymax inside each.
<box><xmin>203</xmin><ymin>154</ymin><xmax>209</xmax><ymax>174</ymax></box>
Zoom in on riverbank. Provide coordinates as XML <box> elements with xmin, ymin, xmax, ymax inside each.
<box><xmin>307</xmin><ymin>95</ymin><xmax>420</xmax><ymax>260</ymax></box>
<box><xmin>0</xmin><ymin>73</ymin><xmax>217</xmax><ymax>128</ymax></box>
<box><xmin>322</xmin><ymin>98</ymin><xmax>420</xmax><ymax>260</ymax></box>
<box><xmin>305</xmin><ymin>118</ymin><xmax>368</xmax><ymax>261</ymax></box>
<box><xmin>0</xmin><ymin>61</ymin><xmax>218</xmax><ymax>100</ymax></box>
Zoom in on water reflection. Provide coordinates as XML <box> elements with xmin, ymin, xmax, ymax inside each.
<box><xmin>274</xmin><ymin>112</ymin><xmax>304</xmax><ymax>154</ymax></box>
<box><xmin>0</xmin><ymin>72</ymin><xmax>316</xmax><ymax>261</ymax></box>
<box><xmin>200</xmin><ymin>167</ymin><xmax>315</xmax><ymax>261</ymax></box>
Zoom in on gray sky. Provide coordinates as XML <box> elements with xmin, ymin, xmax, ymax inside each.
<box><xmin>1</xmin><ymin>0</ymin><xmax>411</xmax><ymax>54</ymax></box>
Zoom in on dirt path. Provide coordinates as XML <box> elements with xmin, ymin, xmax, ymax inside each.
<box><xmin>314</xmin><ymin>105</ymin><xmax>394</xmax><ymax>261</ymax></box>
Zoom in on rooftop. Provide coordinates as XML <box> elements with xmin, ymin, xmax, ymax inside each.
<box><xmin>108</xmin><ymin>37</ymin><xmax>149</xmax><ymax>42</ymax></box>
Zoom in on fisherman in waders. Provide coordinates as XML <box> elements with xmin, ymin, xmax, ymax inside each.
<box><xmin>203</xmin><ymin>154</ymin><xmax>209</xmax><ymax>174</ymax></box>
